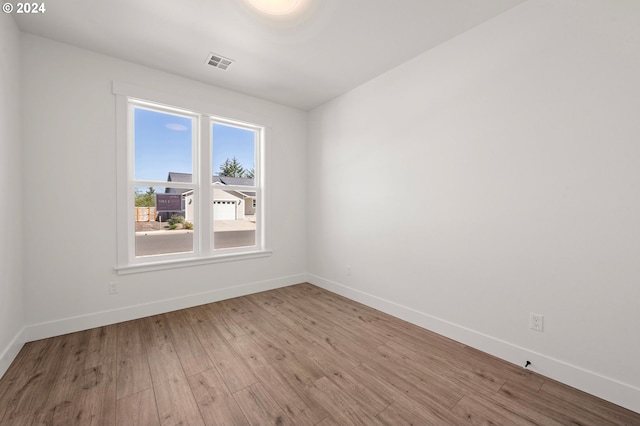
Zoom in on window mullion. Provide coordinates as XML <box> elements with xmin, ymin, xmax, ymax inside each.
<box><xmin>133</xmin><ymin>180</ymin><xmax>194</xmax><ymax>189</ymax></box>
<box><xmin>199</xmin><ymin>115</ymin><xmax>212</xmax><ymax>254</ymax></box>
<box><xmin>255</xmin><ymin>128</ymin><xmax>264</xmax><ymax>250</ymax></box>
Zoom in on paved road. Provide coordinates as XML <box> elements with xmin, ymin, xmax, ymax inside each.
<box><xmin>135</xmin><ymin>231</ymin><xmax>255</xmax><ymax>257</ymax></box>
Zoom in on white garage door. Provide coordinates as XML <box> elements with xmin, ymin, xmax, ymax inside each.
<box><xmin>213</xmin><ymin>200</ymin><xmax>237</xmax><ymax>220</ymax></box>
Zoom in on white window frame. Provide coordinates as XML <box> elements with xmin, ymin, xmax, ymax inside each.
<box><xmin>113</xmin><ymin>82</ymin><xmax>270</xmax><ymax>274</ymax></box>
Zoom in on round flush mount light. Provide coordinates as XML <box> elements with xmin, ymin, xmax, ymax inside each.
<box><xmin>248</xmin><ymin>0</ymin><xmax>302</xmax><ymax>15</ymax></box>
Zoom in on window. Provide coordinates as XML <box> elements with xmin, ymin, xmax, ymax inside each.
<box><xmin>114</xmin><ymin>85</ymin><xmax>268</xmax><ymax>273</ymax></box>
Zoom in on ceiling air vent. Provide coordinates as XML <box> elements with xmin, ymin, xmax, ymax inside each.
<box><xmin>206</xmin><ymin>53</ymin><xmax>234</xmax><ymax>70</ymax></box>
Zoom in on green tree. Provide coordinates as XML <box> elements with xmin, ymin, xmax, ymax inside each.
<box><xmin>218</xmin><ymin>157</ymin><xmax>246</xmax><ymax>178</ymax></box>
<box><xmin>135</xmin><ymin>186</ymin><xmax>156</xmax><ymax>207</ymax></box>
<box><xmin>245</xmin><ymin>167</ymin><xmax>255</xmax><ymax>179</ymax></box>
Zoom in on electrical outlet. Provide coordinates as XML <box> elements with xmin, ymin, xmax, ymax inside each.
<box><xmin>109</xmin><ymin>282</ymin><xmax>118</xmax><ymax>295</ymax></box>
<box><xmin>346</xmin><ymin>265</ymin><xmax>351</xmax><ymax>275</ymax></box>
<box><xmin>530</xmin><ymin>313</ymin><xmax>544</xmax><ymax>332</ymax></box>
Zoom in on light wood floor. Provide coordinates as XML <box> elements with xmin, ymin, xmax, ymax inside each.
<box><xmin>1</xmin><ymin>283</ymin><xmax>638</xmax><ymax>425</ymax></box>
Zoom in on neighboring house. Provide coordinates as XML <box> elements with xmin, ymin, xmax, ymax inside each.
<box><xmin>166</xmin><ymin>172</ymin><xmax>256</xmax><ymax>221</ymax></box>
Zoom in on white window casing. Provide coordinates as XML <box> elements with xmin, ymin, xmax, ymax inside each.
<box><xmin>113</xmin><ymin>82</ymin><xmax>270</xmax><ymax>274</ymax></box>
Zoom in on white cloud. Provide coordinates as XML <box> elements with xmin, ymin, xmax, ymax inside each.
<box><xmin>165</xmin><ymin>123</ymin><xmax>188</xmax><ymax>131</ymax></box>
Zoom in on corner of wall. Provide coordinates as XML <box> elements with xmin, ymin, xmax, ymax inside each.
<box><xmin>0</xmin><ymin>11</ymin><xmax>26</xmax><ymax>382</ymax></box>
<box><xmin>0</xmin><ymin>328</ymin><xmax>26</xmax><ymax>380</ymax></box>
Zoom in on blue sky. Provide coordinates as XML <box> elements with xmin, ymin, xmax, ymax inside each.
<box><xmin>134</xmin><ymin>108</ymin><xmax>255</xmax><ymax>184</ymax></box>
<box><xmin>212</xmin><ymin>123</ymin><xmax>255</xmax><ymax>177</ymax></box>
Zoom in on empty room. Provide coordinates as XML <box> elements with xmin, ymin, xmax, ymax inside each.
<box><xmin>1</xmin><ymin>0</ymin><xmax>639</xmax><ymax>424</ymax></box>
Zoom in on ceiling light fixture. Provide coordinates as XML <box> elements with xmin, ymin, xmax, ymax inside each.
<box><xmin>248</xmin><ymin>0</ymin><xmax>302</xmax><ymax>15</ymax></box>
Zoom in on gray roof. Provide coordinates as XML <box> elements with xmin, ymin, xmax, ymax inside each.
<box><xmin>166</xmin><ymin>172</ymin><xmax>192</xmax><ymax>183</ymax></box>
<box><xmin>212</xmin><ymin>176</ymin><xmax>254</xmax><ymax>186</ymax></box>
<box><xmin>166</xmin><ymin>172</ymin><xmax>254</xmax><ymax>193</ymax></box>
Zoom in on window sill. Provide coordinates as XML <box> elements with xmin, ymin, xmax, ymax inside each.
<box><xmin>115</xmin><ymin>250</ymin><xmax>272</xmax><ymax>275</ymax></box>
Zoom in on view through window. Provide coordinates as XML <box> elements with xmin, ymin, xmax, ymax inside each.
<box><xmin>130</xmin><ymin>101</ymin><xmax>262</xmax><ymax>261</ymax></box>
<box><xmin>211</xmin><ymin>122</ymin><xmax>257</xmax><ymax>250</ymax></box>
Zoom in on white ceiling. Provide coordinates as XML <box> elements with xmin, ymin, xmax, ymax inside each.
<box><xmin>14</xmin><ymin>0</ymin><xmax>526</xmax><ymax>110</ymax></box>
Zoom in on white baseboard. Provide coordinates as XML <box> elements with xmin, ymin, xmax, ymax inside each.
<box><xmin>25</xmin><ymin>273</ymin><xmax>307</xmax><ymax>342</ymax></box>
<box><xmin>308</xmin><ymin>274</ymin><xmax>640</xmax><ymax>414</ymax></box>
<box><xmin>0</xmin><ymin>327</ymin><xmax>27</xmax><ymax>380</ymax></box>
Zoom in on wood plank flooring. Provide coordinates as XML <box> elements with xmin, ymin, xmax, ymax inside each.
<box><xmin>1</xmin><ymin>283</ymin><xmax>638</xmax><ymax>425</ymax></box>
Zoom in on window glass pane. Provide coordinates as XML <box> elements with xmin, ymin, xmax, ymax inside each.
<box><xmin>134</xmin><ymin>107</ymin><xmax>193</xmax><ymax>181</ymax></box>
<box><xmin>122</xmin><ymin>96</ymin><xmax>265</xmax><ymax>266</ymax></box>
<box><xmin>134</xmin><ymin>185</ymin><xmax>194</xmax><ymax>257</ymax></box>
<box><xmin>212</xmin><ymin>122</ymin><xmax>255</xmax><ymax>186</ymax></box>
<box><xmin>213</xmin><ymin>188</ymin><xmax>256</xmax><ymax>249</ymax></box>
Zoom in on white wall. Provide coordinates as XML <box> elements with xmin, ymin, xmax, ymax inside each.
<box><xmin>308</xmin><ymin>0</ymin><xmax>640</xmax><ymax>412</ymax></box>
<box><xmin>20</xmin><ymin>34</ymin><xmax>307</xmax><ymax>338</ymax></box>
<box><xmin>0</xmin><ymin>14</ymin><xmax>25</xmax><ymax>377</ymax></box>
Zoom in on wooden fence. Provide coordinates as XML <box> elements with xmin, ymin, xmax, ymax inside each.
<box><xmin>135</xmin><ymin>207</ymin><xmax>156</xmax><ymax>222</ymax></box>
